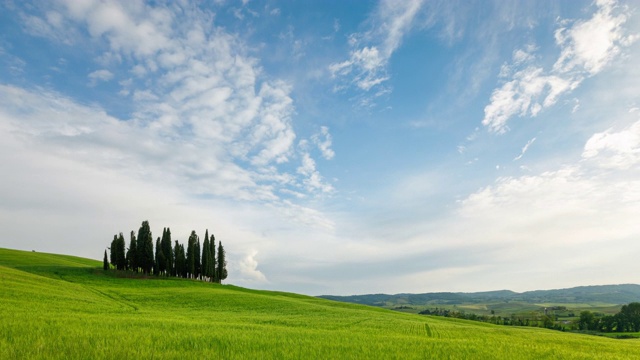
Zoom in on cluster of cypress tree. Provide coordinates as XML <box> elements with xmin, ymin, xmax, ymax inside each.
<box><xmin>102</xmin><ymin>220</ymin><xmax>227</xmax><ymax>283</ymax></box>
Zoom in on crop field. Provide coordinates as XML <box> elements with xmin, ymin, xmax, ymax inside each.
<box><xmin>1</xmin><ymin>248</ymin><xmax>639</xmax><ymax>359</ymax></box>
<box><xmin>393</xmin><ymin>302</ymin><xmax>622</xmax><ymax>318</ymax></box>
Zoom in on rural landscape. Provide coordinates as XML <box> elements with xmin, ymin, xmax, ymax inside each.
<box><xmin>2</xmin><ymin>0</ymin><xmax>640</xmax><ymax>358</ymax></box>
<box><xmin>2</xmin><ymin>247</ymin><xmax>640</xmax><ymax>359</ymax></box>
<box><xmin>322</xmin><ymin>285</ymin><xmax>640</xmax><ymax>336</ymax></box>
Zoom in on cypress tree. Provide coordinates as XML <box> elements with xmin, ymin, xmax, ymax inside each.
<box><xmin>202</xmin><ymin>230</ymin><xmax>209</xmax><ymax>281</ymax></box>
<box><xmin>161</xmin><ymin>227</ymin><xmax>173</xmax><ymax>277</ymax></box>
<box><xmin>186</xmin><ymin>235</ymin><xmax>192</xmax><ymax>278</ymax></box>
<box><xmin>210</xmin><ymin>233</ymin><xmax>216</xmax><ymax>283</ymax></box>
<box><xmin>116</xmin><ymin>233</ymin><xmax>126</xmax><ymax>271</ymax></box>
<box><xmin>136</xmin><ymin>221</ymin><xmax>145</xmax><ymax>273</ymax></box>
<box><xmin>143</xmin><ymin>234</ymin><xmax>154</xmax><ymax>275</ymax></box>
<box><xmin>127</xmin><ymin>231</ymin><xmax>138</xmax><ymax>272</ymax></box>
<box><xmin>195</xmin><ymin>237</ymin><xmax>201</xmax><ymax>280</ymax></box>
<box><xmin>178</xmin><ymin>243</ymin><xmax>187</xmax><ymax>278</ymax></box>
<box><xmin>216</xmin><ymin>241</ymin><xmax>227</xmax><ymax>283</ymax></box>
<box><xmin>154</xmin><ymin>237</ymin><xmax>162</xmax><ymax>276</ymax></box>
<box><xmin>137</xmin><ymin>221</ymin><xmax>154</xmax><ymax>275</ymax></box>
<box><xmin>173</xmin><ymin>240</ymin><xmax>181</xmax><ymax>277</ymax></box>
<box><xmin>186</xmin><ymin>231</ymin><xmax>197</xmax><ymax>279</ymax></box>
<box><xmin>110</xmin><ymin>235</ymin><xmax>117</xmax><ymax>268</ymax></box>
<box><xmin>103</xmin><ymin>250</ymin><xmax>109</xmax><ymax>270</ymax></box>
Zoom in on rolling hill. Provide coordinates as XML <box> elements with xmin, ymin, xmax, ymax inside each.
<box><xmin>319</xmin><ymin>284</ymin><xmax>640</xmax><ymax>308</ymax></box>
<box><xmin>1</xmin><ymin>247</ymin><xmax>639</xmax><ymax>359</ymax></box>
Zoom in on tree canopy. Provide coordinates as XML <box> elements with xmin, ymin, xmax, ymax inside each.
<box><xmin>105</xmin><ymin>221</ymin><xmax>228</xmax><ymax>284</ymax></box>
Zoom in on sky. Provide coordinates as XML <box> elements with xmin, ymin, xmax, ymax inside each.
<box><xmin>0</xmin><ymin>0</ymin><xmax>639</xmax><ymax>296</ymax></box>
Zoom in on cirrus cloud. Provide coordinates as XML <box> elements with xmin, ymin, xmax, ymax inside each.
<box><xmin>329</xmin><ymin>0</ymin><xmax>425</xmax><ymax>102</ymax></box>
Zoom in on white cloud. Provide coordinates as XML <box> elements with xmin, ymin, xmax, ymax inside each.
<box><xmin>296</xmin><ymin>140</ymin><xmax>334</xmax><ymax>194</ymax></box>
<box><xmin>88</xmin><ymin>69</ymin><xmax>114</xmax><ymax>86</ymax></box>
<box><xmin>1</xmin><ymin>2</ymin><xmax>335</xmax><ymax>216</ymax></box>
<box><xmin>483</xmin><ymin>66</ymin><xmax>575</xmax><ymax>133</ymax></box>
<box><xmin>45</xmin><ymin>11</ymin><xmax>64</xmax><ymax>28</ymax></box>
<box><xmin>132</xmin><ymin>89</ymin><xmax>158</xmax><ymax>102</ymax></box>
<box><xmin>348</xmin><ymin>109</ymin><xmax>639</xmax><ymax>294</ymax></box>
<box><xmin>329</xmin><ymin>46</ymin><xmax>389</xmax><ymax>92</ymax></box>
<box><xmin>311</xmin><ymin>126</ymin><xmax>335</xmax><ymax>160</ymax></box>
<box><xmin>582</xmin><ymin>119</ymin><xmax>640</xmax><ymax>169</ymax></box>
<box><xmin>513</xmin><ymin>137</ymin><xmax>536</xmax><ymax>161</ymax></box>
<box><xmin>67</xmin><ymin>1</ymin><xmax>172</xmax><ymax>58</ymax></box>
<box><xmin>297</xmin><ymin>150</ymin><xmax>316</xmax><ymax>177</ymax></box>
<box><xmin>459</xmin><ymin>162</ymin><xmax>639</xmax><ymax>239</ymax></box>
<box><xmin>276</xmin><ymin>200</ymin><xmax>335</xmax><ymax>231</ymax></box>
<box><xmin>446</xmin><ymin>162</ymin><xmax>639</xmax><ymax>290</ymax></box>
<box><xmin>554</xmin><ymin>0</ymin><xmax>633</xmax><ymax>75</ymax></box>
<box><xmin>571</xmin><ymin>98</ymin><xmax>581</xmax><ymax>113</ymax></box>
<box><xmin>329</xmin><ymin>0</ymin><xmax>424</xmax><ymax>97</ymax></box>
<box><xmin>235</xmin><ymin>250</ymin><xmax>267</xmax><ymax>283</ymax></box>
<box><xmin>131</xmin><ymin>64</ymin><xmax>147</xmax><ymax>77</ymax></box>
<box><xmin>512</xmin><ymin>47</ymin><xmax>535</xmax><ymax>64</ymax></box>
<box><xmin>482</xmin><ymin>0</ymin><xmax>634</xmax><ymax>133</ymax></box>
<box><xmin>20</xmin><ymin>10</ymin><xmax>76</xmax><ymax>45</ymax></box>
<box><xmin>377</xmin><ymin>0</ymin><xmax>425</xmax><ymax>57</ymax></box>
<box><xmin>446</xmin><ymin>117</ymin><xmax>640</xmax><ymax>285</ymax></box>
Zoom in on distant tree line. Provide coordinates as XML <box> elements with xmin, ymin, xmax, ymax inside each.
<box><xmin>419</xmin><ymin>308</ymin><xmax>563</xmax><ymax>331</ymax></box>
<box><xmin>419</xmin><ymin>302</ymin><xmax>640</xmax><ymax>335</ymax></box>
<box><xmin>577</xmin><ymin>303</ymin><xmax>640</xmax><ymax>333</ymax></box>
<box><xmin>102</xmin><ymin>220</ymin><xmax>227</xmax><ymax>283</ymax></box>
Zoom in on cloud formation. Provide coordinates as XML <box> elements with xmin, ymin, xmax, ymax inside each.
<box><xmin>329</xmin><ymin>0</ymin><xmax>424</xmax><ymax>99</ymax></box>
<box><xmin>235</xmin><ymin>250</ymin><xmax>267</xmax><ymax>283</ymax></box>
<box><xmin>513</xmin><ymin>137</ymin><xmax>537</xmax><ymax>161</ymax></box>
<box><xmin>554</xmin><ymin>0</ymin><xmax>634</xmax><ymax>75</ymax></box>
<box><xmin>582</xmin><ymin>119</ymin><xmax>640</xmax><ymax>170</ymax></box>
<box><xmin>88</xmin><ymin>69</ymin><xmax>114</xmax><ymax>85</ymax></box>
<box><xmin>311</xmin><ymin>126</ymin><xmax>335</xmax><ymax>160</ymax></box>
<box><xmin>14</xmin><ymin>0</ymin><xmax>335</xmax><ymax>201</ymax></box>
<box><xmin>446</xmin><ymin>120</ymin><xmax>640</xmax><ymax>290</ymax></box>
<box><xmin>483</xmin><ymin>0</ymin><xmax>635</xmax><ymax>133</ymax></box>
<box><xmin>296</xmin><ymin>138</ymin><xmax>334</xmax><ymax>195</ymax></box>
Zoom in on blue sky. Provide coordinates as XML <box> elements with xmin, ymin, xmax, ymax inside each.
<box><xmin>1</xmin><ymin>0</ymin><xmax>639</xmax><ymax>295</ymax></box>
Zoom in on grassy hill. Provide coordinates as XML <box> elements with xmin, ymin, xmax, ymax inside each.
<box><xmin>1</xmin><ymin>248</ymin><xmax>639</xmax><ymax>359</ymax></box>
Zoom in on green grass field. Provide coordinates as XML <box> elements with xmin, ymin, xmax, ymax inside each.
<box><xmin>1</xmin><ymin>248</ymin><xmax>639</xmax><ymax>359</ymax></box>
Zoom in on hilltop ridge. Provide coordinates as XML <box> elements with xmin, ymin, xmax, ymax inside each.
<box><xmin>320</xmin><ymin>284</ymin><xmax>640</xmax><ymax>306</ymax></box>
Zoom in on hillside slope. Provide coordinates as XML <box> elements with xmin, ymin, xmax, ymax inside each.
<box><xmin>1</xmin><ymin>248</ymin><xmax>639</xmax><ymax>359</ymax></box>
<box><xmin>320</xmin><ymin>285</ymin><xmax>640</xmax><ymax>307</ymax></box>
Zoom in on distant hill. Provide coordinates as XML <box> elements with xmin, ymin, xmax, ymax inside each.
<box><xmin>319</xmin><ymin>284</ymin><xmax>640</xmax><ymax>307</ymax></box>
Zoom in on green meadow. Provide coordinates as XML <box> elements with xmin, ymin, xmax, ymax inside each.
<box><xmin>1</xmin><ymin>248</ymin><xmax>639</xmax><ymax>359</ymax></box>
